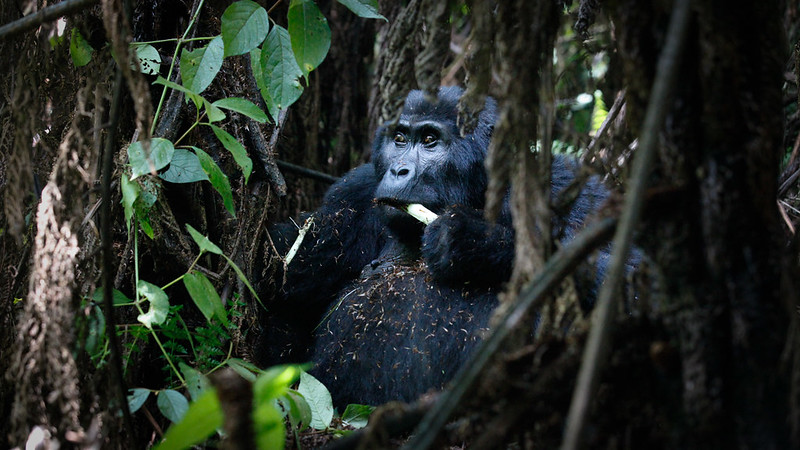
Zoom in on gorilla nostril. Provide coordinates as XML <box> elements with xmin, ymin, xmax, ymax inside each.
<box><xmin>397</xmin><ymin>168</ymin><xmax>410</xmax><ymax>177</ymax></box>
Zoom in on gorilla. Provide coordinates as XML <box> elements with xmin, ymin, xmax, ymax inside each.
<box><xmin>260</xmin><ymin>87</ymin><xmax>611</xmax><ymax>407</ymax></box>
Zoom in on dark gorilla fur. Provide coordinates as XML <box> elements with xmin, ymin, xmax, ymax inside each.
<box><xmin>260</xmin><ymin>87</ymin><xmax>612</xmax><ymax>406</ymax></box>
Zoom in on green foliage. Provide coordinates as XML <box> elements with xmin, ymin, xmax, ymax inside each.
<box><xmin>297</xmin><ymin>371</ymin><xmax>334</xmax><ymax>430</ymax></box>
<box><xmin>208</xmin><ymin>124</ymin><xmax>254</xmax><ymax>184</ymax></box>
<box><xmin>136</xmin><ymin>280</ymin><xmax>170</xmax><ymax>328</ymax></box>
<box><xmin>158</xmin><ymin>389</ymin><xmax>190</xmax><ymax>423</ymax></box>
<box><xmin>221</xmin><ymin>0</ymin><xmax>269</xmax><ymax>57</ymax></box>
<box><xmin>212</xmin><ymin>97</ymin><xmax>268</xmax><ymax>123</ymax></box>
<box><xmin>158</xmin><ymin>149</ymin><xmax>209</xmax><ymax>183</ymax></box>
<box><xmin>342</xmin><ymin>403</ymin><xmax>374</xmax><ymax>428</ymax></box>
<box><xmin>155</xmin><ymin>389</ymin><xmax>224</xmax><ymax>450</ymax></box>
<box><xmin>69</xmin><ymin>28</ymin><xmax>93</xmax><ymax>67</ymax></box>
<box><xmin>131</xmin><ymin>43</ymin><xmax>161</xmax><ymax>74</ymax></box>
<box><xmin>337</xmin><ymin>0</ymin><xmax>387</xmax><ymax>20</ymax></box>
<box><xmin>127</xmin><ymin>388</ymin><xmax>151</xmax><ymax>414</ymax></box>
<box><xmin>193</xmin><ymin>147</ymin><xmax>236</xmax><ymax>217</ymax></box>
<box><xmin>183</xmin><ymin>271</ymin><xmax>229</xmax><ymax>326</ymax></box>
<box><xmin>179</xmin><ymin>36</ymin><xmax>224</xmax><ymax>94</ymax></box>
<box><xmin>288</xmin><ymin>0</ymin><xmax>331</xmax><ymax>79</ymax></box>
<box><xmin>128</xmin><ymin>138</ymin><xmax>176</xmax><ymax>180</ymax></box>
<box><xmin>259</xmin><ymin>25</ymin><xmax>305</xmax><ymax>119</ymax></box>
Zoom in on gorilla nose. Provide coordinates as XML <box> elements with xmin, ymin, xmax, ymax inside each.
<box><xmin>390</xmin><ymin>164</ymin><xmax>413</xmax><ymax>179</ymax></box>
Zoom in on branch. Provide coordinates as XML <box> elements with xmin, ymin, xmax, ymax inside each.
<box><xmin>0</xmin><ymin>0</ymin><xmax>99</xmax><ymax>40</ymax></box>
<box><xmin>560</xmin><ymin>1</ymin><xmax>692</xmax><ymax>449</ymax></box>
<box><xmin>276</xmin><ymin>159</ymin><xmax>340</xmax><ymax>184</ymax></box>
<box><xmin>404</xmin><ymin>216</ymin><xmax>618</xmax><ymax>450</ymax></box>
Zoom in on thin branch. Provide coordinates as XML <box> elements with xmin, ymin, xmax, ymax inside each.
<box><xmin>0</xmin><ymin>0</ymin><xmax>99</xmax><ymax>40</ymax></box>
<box><xmin>404</xmin><ymin>216</ymin><xmax>618</xmax><ymax>450</ymax></box>
<box><xmin>560</xmin><ymin>1</ymin><xmax>692</xmax><ymax>449</ymax></box>
<box><xmin>275</xmin><ymin>159</ymin><xmax>339</xmax><ymax>184</ymax></box>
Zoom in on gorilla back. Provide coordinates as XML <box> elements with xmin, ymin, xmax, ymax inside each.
<box><xmin>263</xmin><ymin>87</ymin><xmax>611</xmax><ymax>407</ymax></box>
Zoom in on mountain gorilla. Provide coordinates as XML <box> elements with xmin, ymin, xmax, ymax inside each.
<box><xmin>261</xmin><ymin>87</ymin><xmax>611</xmax><ymax>406</ymax></box>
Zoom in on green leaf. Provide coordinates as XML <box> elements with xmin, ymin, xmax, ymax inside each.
<box><xmin>208</xmin><ymin>124</ymin><xmax>253</xmax><ymax>184</ymax></box>
<box><xmin>183</xmin><ymin>271</ymin><xmax>229</xmax><ymax>326</ymax></box>
<box><xmin>341</xmin><ymin>403</ymin><xmax>374</xmax><ymax>428</ymax></box>
<box><xmin>253</xmin><ymin>399</ymin><xmax>285</xmax><ymax>450</ymax></box>
<box><xmin>223</xmin><ymin>254</ymin><xmax>263</xmax><ymax>307</ymax></box>
<box><xmin>158</xmin><ymin>389</ymin><xmax>189</xmax><ymax>423</ymax></box>
<box><xmin>192</xmin><ymin>147</ymin><xmax>236</xmax><ymax>217</ymax></box>
<box><xmin>261</xmin><ymin>25</ymin><xmax>304</xmax><ymax>117</ymax></box>
<box><xmin>155</xmin><ymin>389</ymin><xmax>222</xmax><ymax>450</ymax></box>
<box><xmin>159</xmin><ymin>149</ymin><xmax>209</xmax><ymax>183</ymax></box>
<box><xmin>203</xmin><ymin>98</ymin><xmax>226</xmax><ymax>123</ymax></box>
<box><xmin>128</xmin><ymin>138</ymin><xmax>176</xmax><ymax>180</ymax></box>
<box><xmin>179</xmin><ymin>363</ymin><xmax>210</xmax><ymax>401</ymax></box>
<box><xmin>131</xmin><ymin>43</ymin><xmax>161</xmax><ymax>74</ymax></box>
<box><xmin>281</xmin><ymin>390</ymin><xmax>312</xmax><ymax>432</ymax></box>
<box><xmin>185</xmin><ymin>223</ymin><xmax>224</xmax><ymax>255</ymax></box>
<box><xmin>297</xmin><ymin>371</ymin><xmax>333</xmax><ymax>430</ymax></box>
<box><xmin>288</xmin><ymin>0</ymin><xmax>331</xmax><ymax>79</ymax></box>
<box><xmin>69</xmin><ymin>28</ymin><xmax>93</xmax><ymax>67</ymax></box>
<box><xmin>180</xmin><ymin>36</ymin><xmax>224</xmax><ymax>94</ymax></box>
<box><xmin>221</xmin><ymin>0</ymin><xmax>269</xmax><ymax>57</ymax></box>
<box><xmin>253</xmin><ymin>365</ymin><xmax>303</xmax><ymax>402</ymax></box>
<box><xmin>249</xmin><ymin>49</ymin><xmax>276</xmax><ymax>121</ymax></box>
<box><xmin>153</xmin><ymin>76</ymin><xmax>203</xmax><ymax>109</ymax></box>
<box><xmin>336</xmin><ymin>0</ymin><xmax>386</xmax><ymax>20</ymax></box>
<box><xmin>136</xmin><ymin>280</ymin><xmax>169</xmax><ymax>328</ymax></box>
<box><xmin>120</xmin><ymin>174</ymin><xmax>140</xmax><ymax>234</ymax></box>
<box><xmin>127</xmin><ymin>388</ymin><xmax>151</xmax><ymax>414</ymax></box>
<box><xmin>227</xmin><ymin>357</ymin><xmax>261</xmax><ymax>382</ymax></box>
<box><xmin>92</xmin><ymin>287</ymin><xmax>134</xmax><ymax>306</ymax></box>
<box><xmin>212</xmin><ymin>97</ymin><xmax>268</xmax><ymax>123</ymax></box>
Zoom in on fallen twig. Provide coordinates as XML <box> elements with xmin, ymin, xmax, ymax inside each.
<box><xmin>0</xmin><ymin>0</ymin><xmax>99</xmax><ymax>40</ymax></box>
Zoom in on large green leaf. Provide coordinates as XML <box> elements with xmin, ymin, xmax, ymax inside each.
<box><xmin>288</xmin><ymin>0</ymin><xmax>331</xmax><ymax>79</ymax></box>
<box><xmin>208</xmin><ymin>124</ymin><xmax>253</xmax><ymax>184</ymax></box>
<box><xmin>180</xmin><ymin>36</ymin><xmax>224</xmax><ymax>94</ymax></box>
<box><xmin>128</xmin><ymin>138</ymin><xmax>175</xmax><ymax>180</ymax></box>
<box><xmin>260</xmin><ymin>25</ymin><xmax>304</xmax><ymax>117</ymax></box>
<box><xmin>336</xmin><ymin>0</ymin><xmax>386</xmax><ymax>20</ymax></box>
<box><xmin>159</xmin><ymin>149</ymin><xmax>209</xmax><ymax>183</ymax></box>
<box><xmin>179</xmin><ymin>362</ymin><xmax>210</xmax><ymax>401</ymax></box>
<box><xmin>212</xmin><ymin>97</ymin><xmax>268</xmax><ymax>123</ymax></box>
<box><xmin>249</xmin><ymin>49</ymin><xmax>276</xmax><ymax>120</ymax></box>
<box><xmin>297</xmin><ymin>371</ymin><xmax>333</xmax><ymax>430</ymax></box>
<box><xmin>69</xmin><ymin>28</ymin><xmax>93</xmax><ymax>67</ymax></box>
<box><xmin>192</xmin><ymin>147</ymin><xmax>236</xmax><ymax>217</ymax></box>
<box><xmin>221</xmin><ymin>0</ymin><xmax>269</xmax><ymax>57</ymax></box>
<box><xmin>183</xmin><ymin>271</ymin><xmax>228</xmax><ymax>326</ymax></box>
<box><xmin>154</xmin><ymin>389</ymin><xmax>222</xmax><ymax>450</ymax></box>
<box><xmin>136</xmin><ymin>280</ymin><xmax>169</xmax><ymax>328</ymax></box>
<box><xmin>185</xmin><ymin>223</ymin><xmax>224</xmax><ymax>255</ymax></box>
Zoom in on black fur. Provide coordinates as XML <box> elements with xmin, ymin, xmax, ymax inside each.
<box><xmin>260</xmin><ymin>87</ymin><xmax>612</xmax><ymax>406</ymax></box>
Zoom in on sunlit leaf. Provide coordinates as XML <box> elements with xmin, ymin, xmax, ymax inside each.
<box><xmin>288</xmin><ymin>0</ymin><xmax>331</xmax><ymax>79</ymax></box>
<box><xmin>69</xmin><ymin>28</ymin><xmax>93</xmax><ymax>67</ymax></box>
<box><xmin>297</xmin><ymin>371</ymin><xmax>333</xmax><ymax>430</ymax></box>
<box><xmin>180</xmin><ymin>36</ymin><xmax>224</xmax><ymax>94</ymax></box>
<box><xmin>136</xmin><ymin>280</ymin><xmax>169</xmax><ymax>328</ymax></box>
<box><xmin>221</xmin><ymin>0</ymin><xmax>269</xmax><ymax>56</ymax></box>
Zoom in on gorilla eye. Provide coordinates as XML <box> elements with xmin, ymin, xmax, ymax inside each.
<box><xmin>422</xmin><ymin>134</ymin><xmax>438</xmax><ymax>146</ymax></box>
<box><xmin>393</xmin><ymin>132</ymin><xmax>407</xmax><ymax>145</ymax></box>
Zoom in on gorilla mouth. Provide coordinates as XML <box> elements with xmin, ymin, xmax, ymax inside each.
<box><xmin>375</xmin><ymin>198</ymin><xmax>438</xmax><ymax>225</ymax></box>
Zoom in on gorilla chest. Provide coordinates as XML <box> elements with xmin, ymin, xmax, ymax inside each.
<box><xmin>310</xmin><ymin>264</ymin><xmax>497</xmax><ymax>404</ymax></box>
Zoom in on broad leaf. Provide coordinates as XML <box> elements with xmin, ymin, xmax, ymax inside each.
<box><xmin>297</xmin><ymin>371</ymin><xmax>333</xmax><ymax>430</ymax></box>
<box><xmin>180</xmin><ymin>36</ymin><xmax>224</xmax><ymax>94</ymax></box>
<box><xmin>153</xmin><ymin>76</ymin><xmax>203</xmax><ymax>109</ymax></box>
<box><xmin>192</xmin><ymin>147</ymin><xmax>236</xmax><ymax>217</ymax></box>
<box><xmin>221</xmin><ymin>0</ymin><xmax>269</xmax><ymax>56</ymax></box>
<box><xmin>337</xmin><ymin>0</ymin><xmax>386</xmax><ymax>20</ymax></box>
<box><xmin>288</xmin><ymin>0</ymin><xmax>331</xmax><ymax>79</ymax></box>
<box><xmin>157</xmin><ymin>389</ymin><xmax>189</xmax><ymax>423</ymax></box>
<box><xmin>120</xmin><ymin>174</ymin><xmax>140</xmax><ymax>234</ymax></box>
<box><xmin>70</xmin><ymin>28</ymin><xmax>93</xmax><ymax>67</ymax></box>
<box><xmin>183</xmin><ymin>271</ymin><xmax>228</xmax><ymax>326</ymax></box>
<box><xmin>281</xmin><ymin>390</ymin><xmax>312</xmax><ymax>432</ymax></box>
<box><xmin>128</xmin><ymin>138</ymin><xmax>175</xmax><ymax>180</ymax></box>
<box><xmin>260</xmin><ymin>25</ymin><xmax>304</xmax><ymax>118</ymax></box>
<box><xmin>154</xmin><ymin>389</ymin><xmax>222</xmax><ymax>450</ymax></box>
<box><xmin>341</xmin><ymin>403</ymin><xmax>374</xmax><ymax>428</ymax></box>
<box><xmin>131</xmin><ymin>43</ymin><xmax>161</xmax><ymax>74</ymax></box>
<box><xmin>185</xmin><ymin>223</ymin><xmax>224</xmax><ymax>255</ymax></box>
<box><xmin>136</xmin><ymin>280</ymin><xmax>169</xmax><ymax>328</ymax></box>
<box><xmin>159</xmin><ymin>149</ymin><xmax>209</xmax><ymax>183</ymax></box>
<box><xmin>127</xmin><ymin>388</ymin><xmax>151</xmax><ymax>414</ymax></box>
<box><xmin>203</xmin><ymin>98</ymin><xmax>226</xmax><ymax>123</ymax></box>
<box><xmin>208</xmin><ymin>124</ymin><xmax>253</xmax><ymax>184</ymax></box>
<box><xmin>179</xmin><ymin>362</ymin><xmax>210</xmax><ymax>401</ymax></box>
<box><xmin>227</xmin><ymin>357</ymin><xmax>261</xmax><ymax>382</ymax></box>
<box><xmin>212</xmin><ymin>97</ymin><xmax>268</xmax><ymax>123</ymax></box>
<box><xmin>249</xmin><ymin>49</ymin><xmax>276</xmax><ymax>120</ymax></box>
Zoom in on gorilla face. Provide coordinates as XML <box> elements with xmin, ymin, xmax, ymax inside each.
<box><xmin>372</xmin><ymin>88</ymin><xmax>496</xmax><ymax>239</ymax></box>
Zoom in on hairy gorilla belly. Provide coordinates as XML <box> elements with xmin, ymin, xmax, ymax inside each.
<box><xmin>310</xmin><ymin>264</ymin><xmax>498</xmax><ymax>406</ymax></box>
